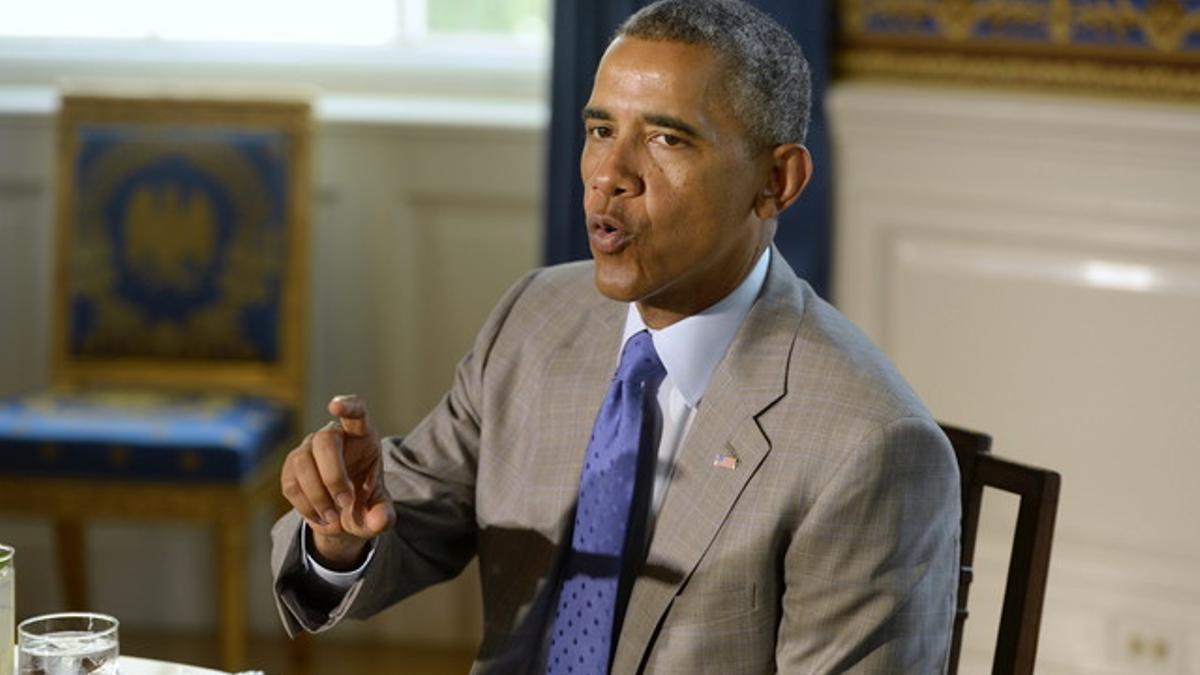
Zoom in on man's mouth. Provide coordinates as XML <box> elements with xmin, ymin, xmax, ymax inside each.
<box><xmin>587</xmin><ymin>214</ymin><xmax>633</xmax><ymax>255</ymax></box>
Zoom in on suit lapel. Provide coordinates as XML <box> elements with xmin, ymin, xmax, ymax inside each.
<box><xmin>531</xmin><ymin>293</ymin><xmax>625</xmax><ymax>536</ymax></box>
<box><xmin>611</xmin><ymin>251</ymin><xmax>807</xmax><ymax>672</ymax></box>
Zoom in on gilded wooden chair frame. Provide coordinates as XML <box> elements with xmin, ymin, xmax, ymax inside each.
<box><xmin>0</xmin><ymin>92</ymin><xmax>312</xmax><ymax>671</ymax></box>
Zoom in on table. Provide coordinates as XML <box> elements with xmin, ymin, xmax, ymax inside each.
<box><xmin>115</xmin><ymin>656</ymin><xmax>233</xmax><ymax>674</ymax></box>
<box><xmin>10</xmin><ymin>650</ymin><xmax>249</xmax><ymax>674</ymax></box>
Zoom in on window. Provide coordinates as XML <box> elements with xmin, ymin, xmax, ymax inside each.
<box><xmin>427</xmin><ymin>0</ymin><xmax>547</xmax><ymax>42</ymax></box>
<box><xmin>1</xmin><ymin>0</ymin><xmax>548</xmax><ymax>47</ymax></box>
<box><xmin>0</xmin><ymin>0</ymin><xmax>551</xmax><ymax>119</ymax></box>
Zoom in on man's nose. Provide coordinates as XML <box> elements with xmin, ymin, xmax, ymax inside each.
<box><xmin>588</xmin><ymin>139</ymin><xmax>644</xmax><ymax>199</ymax></box>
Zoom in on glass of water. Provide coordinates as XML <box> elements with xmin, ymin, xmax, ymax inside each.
<box><xmin>17</xmin><ymin>613</ymin><xmax>118</xmax><ymax>675</ymax></box>
<box><xmin>0</xmin><ymin>544</ymin><xmax>13</xmax><ymax>675</ymax></box>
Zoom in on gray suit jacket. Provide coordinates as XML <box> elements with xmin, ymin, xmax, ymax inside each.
<box><xmin>271</xmin><ymin>251</ymin><xmax>960</xmax><ymax>674</ymax></box>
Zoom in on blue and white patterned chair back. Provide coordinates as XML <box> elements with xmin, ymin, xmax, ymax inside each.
<box><xmin>0</xmin><ymin>94</ymin><xmax>311</xmax><ymax>484</ymax></box>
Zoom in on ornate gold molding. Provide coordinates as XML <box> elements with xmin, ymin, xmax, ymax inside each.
<box><xmin>838</xmin><ymin>0</ymin><xmax>1200</xmax><ymax>99</ymax></box>
<box><xmin>838</xmin><ymin>48</ymin><xmax>1200</xmax><ymax>100</ymax></box>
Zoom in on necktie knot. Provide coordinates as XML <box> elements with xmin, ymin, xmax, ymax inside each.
<box><xmin>615</xmin><ymin>331</ymin><xmax>666</xmax><ymax>387</ymax></box>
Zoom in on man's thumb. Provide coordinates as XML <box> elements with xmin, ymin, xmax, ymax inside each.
<box><xmin>364</xmin><ymin>501</ymin><xmax>395</xmax><ymax>535</ymax></box>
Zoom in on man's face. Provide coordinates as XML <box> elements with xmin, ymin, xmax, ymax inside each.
<box><xmin>581</xmin><ymin>37</ymin><xmax>774</xmax><ymax>328</ymax></box>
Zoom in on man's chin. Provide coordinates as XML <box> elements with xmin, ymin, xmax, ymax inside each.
<box><xmin>593</xmin><ymin>280</ymin><xmax>641</xmax><ymax>304</ymax></box>
<box><xmin>592</xmin><ymin>265</ymin><xmax>644</xmax><ymax>303</ymax></box>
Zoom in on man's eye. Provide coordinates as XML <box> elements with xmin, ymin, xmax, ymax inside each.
<box><xmin>588</xmin><ymin>126</ymin><xmax>613</xmax><ymax>139</ymax></box>
<box><xmin>652</xmin><ymin>133</ymin><xmax>683</xmax><ymax>147</ymax></box>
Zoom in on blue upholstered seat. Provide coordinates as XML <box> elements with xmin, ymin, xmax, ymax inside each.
<box><xmin>0</xmin><ymin>390</ymin><xmax>290</xmax><ymax>483</ymax></box>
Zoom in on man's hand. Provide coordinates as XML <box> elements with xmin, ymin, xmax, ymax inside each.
<box><xmin>280</xmin><ymin>395</ymin><xmax>396</xmax><ymax>570</ymax></box>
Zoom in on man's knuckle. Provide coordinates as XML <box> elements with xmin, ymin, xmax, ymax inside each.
<box><xmin>312</xmin><ymin>441</ymin><xmax>336</xmax><ymax>461</ymax></box>
<box><xmin>285</xmin><ymin>451</ymin><xmax>309</xmax><ymax>474</ymax></box>
<box><xmin>313</xmin><ymin>430</ymin><xmax>340</xmax><ymax>451</ymax></box>
<box><xmin>308</xmin><ymin>490</ymin><xmax>333</xmax><ymax>510</ymax></box>
<box><xmin>299</xmin><ymin>455</ymin><xmax>325</xmax><ymax>480</ymax></box>
<box><xmin>288</xmin><ymin>441</ymin><xmax>309</xmax><ymax>459</ymax></box>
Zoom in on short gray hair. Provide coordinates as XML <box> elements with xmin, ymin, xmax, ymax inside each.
<box><xmin>616</xmin><ymin>0</ymin><xmax>811</xmax><ymax>149</ymax></box>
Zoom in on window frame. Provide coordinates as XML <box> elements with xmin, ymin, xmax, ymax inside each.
<box><xmin>0</xmin><ymin>10</ymin><xmax>550</xmax><ymax>128</ymax></box>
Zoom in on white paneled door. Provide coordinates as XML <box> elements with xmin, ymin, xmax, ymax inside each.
<box><xmin>830</xmin><ymin>82</ymin><xmax>1200</xmax><ymax>675</ymax></box>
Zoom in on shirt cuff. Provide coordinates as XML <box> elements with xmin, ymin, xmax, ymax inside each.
<box><xmin>300</xmin><ymin>521</ymin><xmax>375</xmax><ymax>590</ymax></box>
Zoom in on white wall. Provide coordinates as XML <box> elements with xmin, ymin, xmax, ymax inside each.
<box><xmin>830</xmin><ymin>82</ymin><xmax>1200</xmax><ymax>675</ymax></box>
<box><xmin>0</xmin><ymin>105</ymin><xmax>544</xmax><ymax>648</ymax></box>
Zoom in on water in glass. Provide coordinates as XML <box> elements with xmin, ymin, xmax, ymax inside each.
<box><xmin>0</xmin><ymin>545</ymin><xmax>13</xmax><ymax>675</ymax></box>
<box><xmin>18</xmin><ymin>632</ymin><xmax>117</xmax><ymax>675</ymax></box>
<box><xmin>17</xmin><ymin>614</ymin><xmax>118</xmax><ymax>675</ymax></box>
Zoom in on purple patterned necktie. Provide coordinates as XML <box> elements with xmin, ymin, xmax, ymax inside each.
<box><xmin>546</xmin><ymin>330</ymin><xmax>666</xmax><ymax>675</ymax></box>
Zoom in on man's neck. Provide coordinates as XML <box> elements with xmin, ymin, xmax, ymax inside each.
<box><xmin>634</xmin><ymin>244</ymin><xmax>772</xmax><ymax>329</ymax></box>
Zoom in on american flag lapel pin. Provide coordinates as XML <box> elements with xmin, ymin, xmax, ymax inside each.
<box><xmin>713</xmin><ymin>452</ymin><xmax>738</xmax><ymax>470</ymax></box>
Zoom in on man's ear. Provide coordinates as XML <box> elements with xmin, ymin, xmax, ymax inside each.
<box><xmin>753</xmin><ymin>144</ymin><xmax>812</xmax><ymax>220</ymax></box>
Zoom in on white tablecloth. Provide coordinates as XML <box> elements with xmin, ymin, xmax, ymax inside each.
<box><xmin>117</xmin><ymin>656</ymin><xmax>231</xmax><ymax>675</ymax></box>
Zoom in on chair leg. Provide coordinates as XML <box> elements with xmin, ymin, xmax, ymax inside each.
<box><xmin>215</xmin><ymin>515</ymin><xmax>248</xmax><ymax>672</ymax></box>
<box><xmin>289</xmin><ymin>631</ymin><xmax>313</xmax><ymax>675</ymax></box>
<box><xmin>54</xmin><ymin>519</ymin><xmax>88</xmax><ymax>610</ymax></box>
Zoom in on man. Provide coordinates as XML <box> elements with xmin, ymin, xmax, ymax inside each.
<box><xmin>271</xmin><ymin>1</ymin><xmax>960</xmax><ymax>672</ymax></box>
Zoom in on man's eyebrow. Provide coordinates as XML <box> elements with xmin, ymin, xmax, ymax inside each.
<box><xmin>642</xmin><ymin>113</ymin><xmax>701</xmax><ymax>139</ymax></box>
<box><xmin>582</xmin><ymin>107</ymin><xmax>612</xmax><ymax>122</ymax></box>
<box><xmin>581</xmin><ymin>108</ymin><xmax>702</xmax><ymax>139</ymax></box>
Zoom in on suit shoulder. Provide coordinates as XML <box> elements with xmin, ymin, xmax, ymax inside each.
<box><xmin>478</xmin><ymin>259</ymin><xmax>619</xmax><ymax>359</ymax></box>
<box><xmin>520</xmin><ymin>260</ymin><xmax>597</xmax><ymax>304</ymax></box>
<box><xmin>786</xmin><ymin>285</ymin><xmax>935</xmax><ymax>433</ymax></box>
<box><xmin>498</xmin><ymin>260</ymin><xmax>608</xmax><ymax>327</ymax></box>
<box><xmin>759</xmin><ymin>283</ymin><xmax>953</xmax><ymax>492</ymax></box>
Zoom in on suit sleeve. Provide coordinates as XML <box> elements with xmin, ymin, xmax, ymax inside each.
<box><xmin>270</xmin><ymin>268</ymin><xmax>541</xmax><ymax>635</ymax></box>
<box><xmin>774</xmin><ymin>416</ymin><xmax>961</xmax><ymax>673</ymax></box>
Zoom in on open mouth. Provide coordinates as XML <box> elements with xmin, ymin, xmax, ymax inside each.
<box><xmin>587</xmin><ymin>214</ymin><xmax>633</xmax><ymax>254</ymax></box>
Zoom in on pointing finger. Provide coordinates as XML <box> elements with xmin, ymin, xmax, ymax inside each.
<box><xmin>328</xmin><ymin>394</ymin><xmax>370</xmax><ymax>437</ymax></box>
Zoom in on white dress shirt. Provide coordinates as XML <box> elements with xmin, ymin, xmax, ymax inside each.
<box><xmin>304</xmin><ymin>248</ymin><xmax>771</xmax><ymax>589</ymax></box>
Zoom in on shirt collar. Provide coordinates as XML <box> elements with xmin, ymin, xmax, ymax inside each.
<box><xmin>621</xmin><ymin>247</ymin><xmax>771</xmax><ymax>408</ymax></box>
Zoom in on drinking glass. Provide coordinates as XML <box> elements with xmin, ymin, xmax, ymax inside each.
<box><xmin>17</xmin><ymin>613</ymin><xmax>118</xmax><ymax>675</ymax></box>
<box><xmin>0</xmin><ymin>544</ymin><xmax>12</xmax><ymax>675</ymax></box>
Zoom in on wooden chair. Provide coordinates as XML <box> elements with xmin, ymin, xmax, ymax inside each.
<box><xmin>0</xmin><ymin>93</ymin><xmax>311</xmax><ymax>671</ymax></box>
<box><xmin>940</xmin><ymin>423</ymin><xmax>1061</xmax><ymax>675</ymax></box>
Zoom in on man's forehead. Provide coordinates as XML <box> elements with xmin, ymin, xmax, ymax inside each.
<box><xmin>588</xmin><ymin>39</ymin><xmax>724</xmax><ymax>119</ymax></box>
<box><xmin>595</xmin><ymin>37</ymin><xmax>722</xmax><ymax>91</ymax></box>
<box><xmin>585</xmin><ymin>38</ymin><xmax>734</xmax><ymax>136</ymax></box>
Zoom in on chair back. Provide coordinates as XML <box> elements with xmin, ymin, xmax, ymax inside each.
<box><xmin>941</xmin><ymin>423</ymin><xmax>1061</xmax><ymax>675</ymax></box>
<box><xmin>53</xmin><ymin>93</ymin><xmax>311</xmax><ymax>407</ymax></box>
